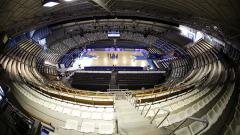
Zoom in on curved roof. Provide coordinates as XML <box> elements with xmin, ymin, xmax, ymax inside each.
<box><xmin>0</xmin><ymin>0</ymin><xmax>239</xmax><ymax>39</ymax></box>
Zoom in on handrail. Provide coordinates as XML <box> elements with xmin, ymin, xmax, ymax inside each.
<box><xmin>150</xmin><ymin>108</ymin><xmax>170</xmax><ymax>125</ymax></box>
<box><xmin>136</xmin><ymin>98</ymin><xmax>142</xmax><ymax>110</ymax></box>
<box><xmin>9</xmin><ymin>52</ymin><xmax>195</xmax><ymax>107</ymax></box>
<box><xmin>156</xmin><ymin>108</ymin><xmax>170</xmax><ymax>128</ymax></box>
<box><xmin>107</xmin><ymin>89</ymin><xmax>129</xmax><ymax>92</ymax></box>
<box><xmin>17</xmin><ymin>71</ymin><xmax>113</xmax><ymax>107</ymax></box>
<box><xmin>144</xmin><ymin>102</ymin><xmax>153</xmax><ymax>117</ymax></box>
<box><xmin>19</xmin><ymin>60</ymin><xmax>192</xmax><ymax>97</ymax></box>
<box><xmin>131</xmin><ymin>83</ymin><xmax>194</xmax><ymax>110</ymax></box>
<box><xmin>115</xmin><ymin>119</ymin><xmax>119</xmax><ymax>134</ymax></box>
<box><xmin>141</xmin><ymin>102</ymin><xmax>149</xmax><ymax>115</ymax></box>
<box><xmin>127</xmin><ymin>94</ymin><xmax>135</xmax><ymax>106</ymax></box>
<box><xmin>168</xmin><ymin>116</ymin><xmax>209</xmax><ymax>135</ymax></box>
<box><xmin>151</xmin><ymin>88</ymin><xmax>159</xmax><ymax>105</ymax></box>
<box><xmin>127</xmin><ymin>93</ymin><xmax>134</xmax><ymax>102</ymax></box>
<box><xmin>165</xmin><ymin>81</ymin><xmax>174</xmax><ymax>102</ymax></box>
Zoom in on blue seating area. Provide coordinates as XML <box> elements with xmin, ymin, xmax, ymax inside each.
<box><xmin>32</xmin><ymin>27</ymin><xmax>50</xmax><ymax>42</ymax></box>
<box><xmin>154</xmin><ymin>37</ymin><xmax>187</xmax><ymax>56</ymax></box>
<box><xmin>58</xmin><ymin>48</ymin><xmax>82</xmax><ymax>68</ymax></box>
<box><xmin>87</xmin><ymin>42</ymin><xmax>147</xmax><ymax>49</ymax></box>
<box><xmin>5</xmin><ymin>34</ymin><xmax>29</xmax><ymax>49</ymax></box>
<box><xmin>0</xmin><ymin>82</ymin><xmax>9</xmax><ymax>104</ymax></box>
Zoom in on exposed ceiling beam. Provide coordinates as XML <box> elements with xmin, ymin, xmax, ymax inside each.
<box><xmin>229</xmin><ymin>33</ymin><xmax>240</xmax><ymax>40</ymax></box>
<box><xmin>91</xmin><ymin>0</ymin><xmax>112</xmax><ymax>13</ymax></box>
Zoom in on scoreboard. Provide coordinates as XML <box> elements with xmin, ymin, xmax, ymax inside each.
<box><xmin>108</xmin><ymin>31</ymin><xmax>120</xmax><ymax>38</ymax></box>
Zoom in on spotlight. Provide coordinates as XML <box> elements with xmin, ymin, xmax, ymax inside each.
<box><xmin>42</xmin><ymin>0</ymin><xmax>60</xmax><ymax>7</ymax></box>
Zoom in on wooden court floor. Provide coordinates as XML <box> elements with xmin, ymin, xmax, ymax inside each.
<box><xmin>77</xmin><ymin>51</ymin><xmax>149</xmax><ymax>67</ymax></box>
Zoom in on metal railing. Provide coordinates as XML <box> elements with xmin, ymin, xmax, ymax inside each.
<box><xmin>151</xmin><ymin>108</ymin><xmax>170</xmax><ymax>127</ymax></box>
<box><xmin>127</xmin><ymin>91</ymin><xmax>170</xmax><ymax>125</ymax></box>
<box><xmin>144</xmin><ymin>103</ymin><xmax>153</xmax><ymax>117</ymax></box>
<box><xmin>8</xmin><ymin>49</ymin><xmax>195</xmax><ymax>107</ymax></box>
<box><xmin>131</xmin><ymin>83</ymin><xmax>195</xmax><ymax>110</ymax></box>
<box><xmin>137</xmin><ymin>102</ymin><xmax>171</xmax><ymax>128</ymax></box>
<box><xmin>168</xmin><ymin>116</ymin><xmax>209</xmax><ymax>135</ymax></box>
<box><xmin>115</xmin><ymin>119</ymin><xmax>119</xmax><ymax>134</ymax></box>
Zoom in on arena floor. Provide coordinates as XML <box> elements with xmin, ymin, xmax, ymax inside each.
<box><xmin>68</xmin><ymin>49</ymin><xmax>155</xmax><ymax>70</ymax></box>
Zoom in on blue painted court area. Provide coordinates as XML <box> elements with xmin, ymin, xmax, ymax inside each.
<box><xmin>134</xmin><ymin>55</ymin><xmax>146</xmax><ymax>60</ymax></box>
<box><xmin>134</xmin><ymin>51</ymin><xmax>157</xmax><ymax>69</ymax></box>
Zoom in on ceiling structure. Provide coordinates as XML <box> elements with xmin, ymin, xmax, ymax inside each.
<box><xmin>0</xmin><ymin>0</ymin><xmax>240</xmax><ymax>41</ymax></box>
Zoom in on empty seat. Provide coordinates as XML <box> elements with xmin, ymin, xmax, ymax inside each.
<box><xmin>80</xmin><ymin>121</ymin><xmax>95</xmax><ymax>133</ymax></box>
<box><xmin>62</xmin><ymin>108</ymin><xmax>72</xmax><ymax>115</ymax></box>
<box><xmin>71</xmin><ymin>110</ymin><xmax>81</xmax><ymax>117</ymax></box>
<box><xmin>105</xmin><ymin>108</ymin><xmax>114</xmax><ymax>112</ymax></box>
<box><xmin>175</xmin><ymin>127</ymin><xmax>191</xmax><ymax>135</ymax></box>
<box><xmin>103</xmin><ymin>113</ymin><xmax>114</xmax><ymax>120</ymax></box>
<box><xmin>98</xmin><ymin>123</ymin><xmax>115</xmax><ymax>134</ymax></box>
<box><xmin>81</xmin><ymin>112</ymin><xmax>91</xmax><ymax>119</ymax></box>
<box><xmin>189</xmin><ymin>121</ymin><xmax>205</xmax><ymax>134</ymax></box>
<box><xmin>64</xmin><ymin>119</ymin><xmax>78</xmax><ymax>130</ymax></box>
<box><xmin>55</xmin><ymin>106</ymin><xmax>64</xmax><ymax>112</ymax></box>
<box><xmin>91</xmin><ymin>113</ymin><xmax>102</xmax><ymax>120</ymax></box>
<box><xmin>230</xmin><ymin>119</ymin><xmax>240</xmax><ymax>135</ymax></box>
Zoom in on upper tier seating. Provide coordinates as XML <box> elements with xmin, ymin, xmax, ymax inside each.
<box><xmin>153</xmin><ymin>37</ymin><xmax>187</xmax><ymax>56</ymax></box>
<box><xmin>148</xmin><ymin>47</ymin><xmax>163</xmax><ymax>56</ymax></box>
<box><xmin>167</xmin><ymin>56</ymin><xmax>192</xmax><ymax>83</ymax></box>
<box><xmin>121</xmin><ymin>32</ymin><xmax>158</xmax><ymax>45</ymax></box>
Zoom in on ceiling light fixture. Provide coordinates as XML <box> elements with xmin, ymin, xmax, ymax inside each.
<box><xmin>42</xmin><ymin>0</ymin><xmax>60</xmax><ymax>7</ymax></box>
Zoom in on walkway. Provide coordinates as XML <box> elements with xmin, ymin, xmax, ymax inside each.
<box><xmin>115</xmin><ymin>100</ymin><xmax>162</xmax><ymax>135</ymax></box>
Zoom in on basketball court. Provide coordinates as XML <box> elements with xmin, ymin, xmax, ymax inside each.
<box><xmin>68</xmin><ymin>49</ymin><xmax>155</xmax><ymax>71</ymax></box>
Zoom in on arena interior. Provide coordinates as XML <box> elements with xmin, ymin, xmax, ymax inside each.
<box><xmin>0</xmin><ymin>0</ymin><xmax>240</xmax><ymax>135</ymax></box>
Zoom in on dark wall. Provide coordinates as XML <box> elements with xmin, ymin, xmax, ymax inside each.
<box><xmin>0</xmin><ymin>120</ymin><xmax>14</xmax><ymax>135</ymax></box>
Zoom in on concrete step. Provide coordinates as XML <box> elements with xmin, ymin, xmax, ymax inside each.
<box><xmin>115</xmin><ymin>100</ymin><xmax>163</xmax><ymax>135</ymax></box>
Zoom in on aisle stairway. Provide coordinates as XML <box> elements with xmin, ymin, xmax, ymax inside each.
<box><xmin>115</xmin><ymin>100</ymin><xmax>162</xmax><ymax>135</ymax></box>
<box><xmin>109</xmin><ymin>71</ymin><xmax>118</xmax><ymax>89</ymax></box>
